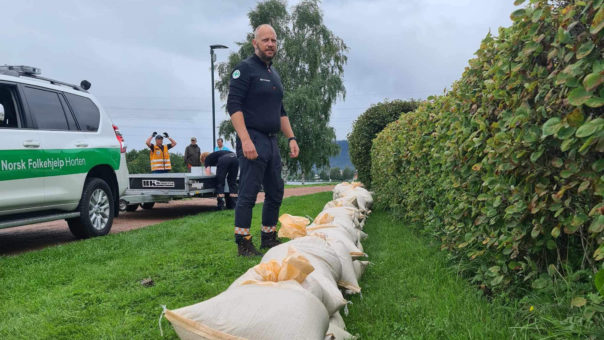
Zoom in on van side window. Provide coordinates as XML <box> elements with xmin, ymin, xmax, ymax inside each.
<box><xmin>23</xmin><ymin>87</ymin><xmax>69</xmax><ymax>130</ymax></box>
<box><xmin>64</xmin><ymin>93</ymin><xmax>100</xmax><ymax>132</ymax></box>
<box><xmin>0</xmin><ymin>84</ymin><xmax>20</xmax><ymax>128</ymax></box>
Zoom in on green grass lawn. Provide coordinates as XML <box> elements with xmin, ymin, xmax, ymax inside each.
<box><xmin>344</xmin><ymin>210</ymin><xmax>526</xmax><ymax>339</ymax></box>
<box><xmin>1</xmin><ymin>192</ymin><xmax>529</xmax><ymax>339</ymax></box>
<box><xmin>0</xmin><ymin>193</ymin><xmax>330</xmax><ymax>339</ymax></box>
<box><xmin>284</xmin><ymin>182</ymin><xmax>334</xmax><ymax>188</ymax></box>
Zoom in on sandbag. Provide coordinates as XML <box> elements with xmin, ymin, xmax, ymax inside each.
<box><xmin>261</xmin><ymin>242</ymin><xmax>347</xmax><ymax>314</ymax></box>
<box><xmin>323</xmin><ymin>197</ymin><xmax>358</xmax><ymax>211</ymax></box>
<box><xmin>278</xmin><ymin>214</ymin><xmax>310</xmax><ymax>239</ymax></box>
<box><xmin>307</xmin><ymin>225</ymin><xmax>366</xmax><ymax>256</ymax></box>
<box><xmin>352</xmin><ymin>260</ymin><xmax>370</xmax><ymax>280</ymax></box>
<box><xmin>325</xmin><ymin>311</ymin><xmax>356</xmax><ymax>340</ymax></box>
<box><xmin>166</xmin><ymin>281</ymin><xmax>329</xmax><ymax>340</ymax></box>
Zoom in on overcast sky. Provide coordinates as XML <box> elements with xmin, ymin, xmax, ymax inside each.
<box><xmin>1</xmin><ymin>0</ymin><xmax>517</xmax><ymax>153</ymax></box>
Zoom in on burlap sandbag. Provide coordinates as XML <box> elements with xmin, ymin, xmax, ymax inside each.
<box><xmin>165</xmin><ymin>281</ymin><xmax>329</xmax><ymax>340</ymax></box>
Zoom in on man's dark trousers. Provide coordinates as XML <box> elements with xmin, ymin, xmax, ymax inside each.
<box><xmin>215</xmin><ymin>153</ymin><xmax>238</xmax><ymax>195</ymax></box>
<box><xmin>234</xmin><ymin>129</ymin><xmax>284</xmax><ymax>241</ymax></box>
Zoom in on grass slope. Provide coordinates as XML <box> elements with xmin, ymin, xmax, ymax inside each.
<box><xmin>0</xmin><ymin>192</ymin><xmax>330</xmax><ymax>339</ymax></box>
<box><xmin>345</xmin><ymin>210</ymin><xmax>523</xmax><ymax>339</ymax></box>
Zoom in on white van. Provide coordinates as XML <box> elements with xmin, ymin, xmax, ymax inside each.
<box><xmin>0</xmin><ymin>65</ymin><xmax>129</xmax><ymax>238</ymax></box>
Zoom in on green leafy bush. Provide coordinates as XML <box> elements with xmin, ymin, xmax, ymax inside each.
<box><xmin>372</xmin><ymin>0</ymin><xmax>603</xmax><ymax>334</ymax></box>
<box><xmin>348</xmin><ymin>100</ymin><xmax>418</xmax><ymax>187</ymax></box>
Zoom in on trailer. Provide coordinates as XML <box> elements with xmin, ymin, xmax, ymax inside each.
<box><xmin>118</xmin><ymin>172</ymin><xmax>230</xmax><ymax>211</ymax></box>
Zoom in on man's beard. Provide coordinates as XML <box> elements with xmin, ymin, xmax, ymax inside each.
<box><xmin>257</xmin><ymin>49</ymin><xmax>275</xmax><ymax>63</ymax></box>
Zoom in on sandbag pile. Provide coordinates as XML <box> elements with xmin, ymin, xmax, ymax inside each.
<box><xmin>164</xmin><ymin>182</ymin><xmax>372</xmax><ymax>340</ymax></box>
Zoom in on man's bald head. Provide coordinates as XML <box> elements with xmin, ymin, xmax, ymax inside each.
<box><xmin>254</xmin><ymin>24</ymin><xmax>276</xmax><ymax>39</ymax></box>
<box><xmin>253</xmin><ymin>24</ymin><xmax>278</xmax><ymax>64</ymax></box>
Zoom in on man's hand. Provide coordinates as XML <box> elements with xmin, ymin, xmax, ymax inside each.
<box><xmin>152</xmin><ymin>132</ymin><xmax>158</xmax><ymax>137</ymax></box>
<box><xmin>163</xmin><ymin>132</ymin><xmax>169</xmax><ymax>138</ymax></box>
<box><xmin>289</xmin><ymin>139</ymin><xmax>299</xmax><ymax>158</ymax></box>
<box><xmin>242</xmin><ymin>138</ymin><xmax>258</xmax><ymax>160</ymax></box>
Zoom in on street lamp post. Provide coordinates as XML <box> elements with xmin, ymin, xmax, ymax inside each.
<box><xmin>210</xmin><ymin>44</ymin><xmax>228</xmax><ymax>151</ymax></box>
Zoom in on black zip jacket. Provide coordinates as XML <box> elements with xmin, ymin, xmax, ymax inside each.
<box><xmin>226</xmin><ymin>54</ymin><xmax>287</xmax><ymax>134</ymax></box>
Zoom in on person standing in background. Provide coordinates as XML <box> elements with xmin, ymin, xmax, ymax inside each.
<box><xmin>214</xmin><ymin>137</ymin><xmax>231</xmax><ymax>151</ymax></box>
<box><xmin>184</xmin><ymin>137</ymin><xmax>201</xmax><ymax>171</ymax></box>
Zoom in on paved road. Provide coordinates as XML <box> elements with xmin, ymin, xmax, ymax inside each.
<box><xmin>0</xmin><ymin>185</ymin><xmax>334</xmax><ymax>256</ymax></box>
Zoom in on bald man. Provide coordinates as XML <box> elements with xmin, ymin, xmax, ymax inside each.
<box><xmin>227</xmin><ymin>24</ymin><xmax>299</xmax><ymax>256</ymax></box>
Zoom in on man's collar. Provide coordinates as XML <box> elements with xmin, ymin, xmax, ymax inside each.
<box><xmin>252</xmin><ymin>53</ymin><xmax>272</xmax><ymax>67</ymax></box>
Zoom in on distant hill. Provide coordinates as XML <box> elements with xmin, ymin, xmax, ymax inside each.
<box><xmin>329</xmin><ymin>140</ymin><xmax>354</xmax><ymax>170</ymax></box>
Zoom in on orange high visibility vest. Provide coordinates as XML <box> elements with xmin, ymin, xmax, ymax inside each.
<box><xmin>150</xmin><ymin>145</ymin><xmax>171</xmax><ymax>171</ymax></box>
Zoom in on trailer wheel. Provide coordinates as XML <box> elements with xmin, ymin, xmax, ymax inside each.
<box><xmin>126</xmin><ymin>204</ymin><xmax>139</xmax><ymax>212</ymax></box>
<box><xmin>141</xmin><ymin>202</ymin><xmax>155</xmax><ymax>210</ymax></box>
<box><xmin>119</xmin><ymin>199</ymin><xmax>128</xmax><ymax>212</ymax></box>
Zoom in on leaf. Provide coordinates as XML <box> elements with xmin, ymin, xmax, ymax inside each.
<box><xmin>560</xmin><ymin>138</ymin><xmax>575</xmax><ymax>152</ymax></box>
<box><xmin>513</xmin><ymin>0</ymin><xmax>525</xmax><ymax>5</ymax></box>
<box><xmin>551</xmin><ymin>157</ymin><xmax>564</xmax><ymax>168</ymax></box>
<box><xmin>531</xmin><ymin>8</ymin><xmax>543</xmax><ymax>22</ymax></box>
<box><xmin>566</xmin><ymin>108</ymin><xmax>585</xmax><ymax>127</ymax></box>
<box><xmin>593</xmin><ymin>159</ymin><xmax>604</xmax><ymax>172</ymax></box>
<box><xmin>568</xmin><ymin>87</ymin><xmax>592</xmax><ymax>106</ymax></box>
<box><xmin>510</xmin><ymin>9</ymin><xmax>526</xmax><ymax>21</ymax></box>
<box><xmin>542</xmin><ymin>117</ymin><xmax>561</xmax><ymax>137</ymax></box>
<box><xmin>576</xmin><ymin>118</ymin><xmax>604</xmax><ymax>138</ymax></box>
<box><xmin>578</xmin><ymin>180</ymin><xmax>591</xmax><ymax>193</ymax></box>
<box><xmin>596</xmin><ymin>269</ymin><xmax>604</xmax><ymax>296</ymax></box>
<box><xmin>571</xmin><ymin>213</ymin><xmax>589</xmax><ymax>227</ymax></box>
<box><xmin>583</xmin><ymin>72</ymin><xmax>604</xmax><ymax>92</ymax></box>
<box><xmin>491</xmin><ymin>275</ymin><xmax>504</xmax><ymax>286</ymax></box>
<box><xmin>591</xmin><ymin>6</ymin><xmax>604</xmax><ymax>35</ymax></box>
<box><xmin>571</xmin><ymin>297</ymin><xmax>587</xmax><ymax>308</ymax></box>
<box><xmin>576</xmin><ymin>41</ymin><xmax>595</xmax><ymax>59</ymax></box>
<box><xmin>532</xmin><ymin>277</ymin><xmax>549</xmax><ymax>289</ymax></box>
<box><xmin>530</xmin><ymin>149</ymin><xmax>544</xmax><ymax>162</ymax></box>
<box><xmin>588</xmin><ymin>215</ymin><xmax>604</xmax><ymax>233</ymax></box>
<box><xmin>551</xmin><ymin>226</ymin><xmax>561</xmax><ymax>238</ymax></box>
<box><xmin>585</xmin><ymin>96</ymin><xmax>604</xmax><ymax>108</ymax></box>
<box><xmin>556</xmin><ymin>126</ymin><xmax>576</xmax><ymax>139</ymax></box>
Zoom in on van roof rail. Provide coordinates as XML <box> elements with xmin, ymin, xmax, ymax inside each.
<box><xmin>0</xmin><ymin>65</ymin><xmax>89</xmax><ymax>93</ymax></box>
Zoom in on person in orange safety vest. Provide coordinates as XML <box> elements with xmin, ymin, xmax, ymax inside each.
<box><xmin>145</xmin><ymin>132</ymin><xmax>177</xmax><ymax>173</ymax></box>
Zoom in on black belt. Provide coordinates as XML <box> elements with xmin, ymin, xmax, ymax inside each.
<box><xmin>249</xmin><ymin>128</ymin><xmax>278</xmax><ymax>137</ymax></box>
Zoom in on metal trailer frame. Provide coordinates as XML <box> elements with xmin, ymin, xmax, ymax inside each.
<box><xmin>119</xmin><ymin>172</ymin><xmax>232</xmax><ymax>209</ymax></box>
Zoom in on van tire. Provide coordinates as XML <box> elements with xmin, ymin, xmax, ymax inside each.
<box><xmin>67</xmin><ymin>178</ymin><xmax>114</xmax><ymax>239</ymax></box>
<box><xmin>141</xmin><ymin>202</ymin><xmax>155</xmax><ymax>210</ymax></box>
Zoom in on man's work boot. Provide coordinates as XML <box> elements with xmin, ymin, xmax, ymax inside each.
<box><xmin>225</xmin><ymin>194</ymin><xmax>237</xmax><ymax>209</ymax></box>
<box><xmin>216</xmin><ymin>197</ymin><xmax>225</xmax><ymax>210</ymax></box>
<box><xmin>237</xmin><ymin>236</ymin><xmax>262</xmax><ymax>257</ymax></box>
<box><xmin>260</xmin><ymin>231</ymin><xmax>281</xmax><ymax>249</ymax></box>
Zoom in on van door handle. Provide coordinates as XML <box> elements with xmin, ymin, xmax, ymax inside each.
<box><xmin>23</xmin><ymin>140</ymin><xmax>40</xmax><ymax>148</ymax></box>
<box><xmin>76</xmin><ymin>142</ymin><xmax>88</xmax><ymax>148</ymax></box>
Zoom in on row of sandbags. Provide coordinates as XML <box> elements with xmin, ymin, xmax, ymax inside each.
<box><xmin>164</xmin><ymin>182</ymin><xmax>373</xmax><ymax>340</ymax></box>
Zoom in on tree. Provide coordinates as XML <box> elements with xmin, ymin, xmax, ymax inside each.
<box><xmin>319</xmin><ymin>168</ymin><xmax>329</xmax><ymax>181</ymax></box>
<box><xmin>216</xmin><ymin>0</ymin><xmax>347</xmax><ymax>178</ymax></box>
<box><xmin>329</xmin><ymin>167</ymin><xmax>341</xmax><ymax>181</ymax></box>
<box><xmin>342</xmin><ymin>167</ymin><xmax>354</xmax><ymax>181</ymax></box>
<box><xmin>348</xmin><ymin>99</ymin><xmax>419</xmax><ymax>187</ymax></box>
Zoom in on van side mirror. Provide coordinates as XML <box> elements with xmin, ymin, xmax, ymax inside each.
<box><xmin>0</xmin><ymin>103</ymin><xmax>5</xmax><ymax>123</ymax></box>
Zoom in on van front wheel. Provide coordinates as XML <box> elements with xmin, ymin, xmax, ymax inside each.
<box><xmin>67</xmin><ymin>178</ymin><xmax>114</xmax><ymax>239</ymax></box>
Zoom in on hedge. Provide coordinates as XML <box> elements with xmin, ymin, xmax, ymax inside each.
<box><xmin>371</xmin><ymin>0</ymin><xmax>603</xmax><ymax>325</ymax></box>
<box><xmin>348</xmin><ymin>100</ymin><xmax>418</xmax><ymax>187</ymax></box>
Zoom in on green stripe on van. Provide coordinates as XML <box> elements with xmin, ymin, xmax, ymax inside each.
<box><xmin>0</xmin><ymin>148</ymin><xmax>120</xmax><ymax>181</ymax></box>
